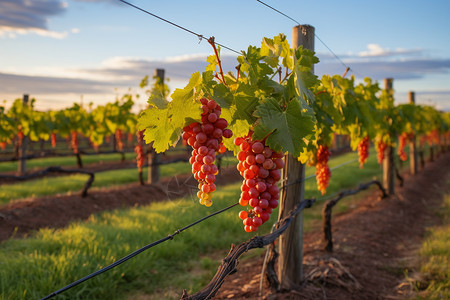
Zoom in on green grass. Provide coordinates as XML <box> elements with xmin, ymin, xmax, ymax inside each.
<box><xmin>0</xmin><ymin>149</ymin><xmax>389</xmax><ymax>299</ymax></box>
<box><xmin>0</xmin><ymin>152</ymin><xmax>137</xmax><ymax>173</ymax></box>
<box><xmin>414</xmin><ymin>190</ymin><xmax>450</xmax><ymax>299</ymax></box>
<box><xmin>0</xmin><ymin>183</ymin><xmax>251</xmax><ymax>300</ymax></box>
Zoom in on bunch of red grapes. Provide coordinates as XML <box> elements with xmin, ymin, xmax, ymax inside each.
<box><xmin>51</xmin><ymin>133</ymin><xmax>57</xmax><ymax>148</ymax></box>
<box><xmin>376</xmin><ymin>140</ymin><xmax>387</xmax><ymax>164</ymax></box>
<box><xmin>315</xmin><ymin>145</ymin><xmax>331</xmax><ymax>195</ymax></box>
<box><xmin>17</xmin><ymin>129</ymin><xmax>24</xmax><ymax>147</ymax></box>
<box><xmin>428</xmin><ymin>129</ymin><xmax>440</xmax><ymax>146</ymax></box>
<box><xmin>357</xmin><ymin>136</ymin><xmax>370</xmax><ymax>168</ymax></box>
<box><xmin>235</xmin><ymin>133</ymin><xmax>285</xmax><ymax>232</ymax></box>
<box><xmin>182</xmin><ymin>98</ymin><xmax>233</xmax><ymax>207</ymax></box>
<box><xmin>71</xmin><ymin>131</ymin><xmax>79</xmax><ymax>154</ymax></box>
<box><xmin>134</xmin><ymin>130</ymin><xmax>145</xmax><ymax>171</ymax></box>
<box><xmin>397</xmin><ymin>133</ymin><xmax>408</xmax><ymax>161</ymax></box>
<box><xmin>115</xmin><ymin>129</ymin><xmax>124</xmax><ymax>152</ymax></box>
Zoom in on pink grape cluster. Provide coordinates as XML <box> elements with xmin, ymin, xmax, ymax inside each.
<box><xmin>357</xmin><ymin>136</ymin><xmax>370</xmax><ymax>168</ymax></box>
<box><xmin>315</xmin><ymin>145</ymin><xmax>331</xmax><ymax>195</ymax></box>
<box><xmin>397</xmin><ymin>133</ymin><xmax>408</xmax><ymax>161</ymax></box>
<box><xmin>376</xmin><ymin>140</ymin><xmax>387</xmax><ymax>164</ymax></box>
<box><xmin>235</xmin><ymin>133</ymin><xmax>285</xmax><ymax>232</ymax></box>
<box><xmin>182</xmin><ymin>98</ymin><xmax>233</xmax><ymax>207</ymax></box>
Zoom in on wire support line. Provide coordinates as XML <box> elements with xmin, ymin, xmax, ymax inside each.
<box><xmin>255</xmin><ymin>0</ymin><xmax>356</xmax><ymax>76</ymax></box>
<box><xmin>118</xmin><ymin>0</ymin><xmax>241</xmax><ymax>55</ymax></box>
<box><xmin>256</xmin><ymin>0</ymin><xmax>300</xmax><ymax>25</ymax></box>
<box><xmin>280</xmin><ymin>158</ymin><xmax>359</xmax><ymax>191</ymax></box>
<box><xmin>40</xmin><ymin>201</ymin><xmax>240</xmax><ymax>300</ymax></box>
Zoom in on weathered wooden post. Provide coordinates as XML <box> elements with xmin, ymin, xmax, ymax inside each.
<box><xmin>408</xmin><ymin>91</ymin><xmax>418</xmax><ymax>175</ymax></box>
<box><xmin>277</xmin><ymin>24</ymin><xmax>314</xmax><ymax>290</ymax></box>
<box><xmin>382</xmin><ymin>78</ymin><xmax>395</xmax><ymax>195</ymax></box>
<box><xmin>18</xmin><ymin>94</ymin><xmax>29</xmax><ymax>175</ymax></box>
<box><xmin>147</xmin><ymin>69</ymin><xmax>164</xmax><ymax>184</ymax></box>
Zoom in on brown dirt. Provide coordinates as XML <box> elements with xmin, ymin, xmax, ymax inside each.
<box><xmin>214</xmin><ymin>153</ymin><xmax>450</xmax><ymax>300</ymax></box>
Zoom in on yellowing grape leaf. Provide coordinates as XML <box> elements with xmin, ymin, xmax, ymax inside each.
<box><xmin>138</xmin><ymin>72</ymin><xmax>202</xmax><ymax>152</ymax></box>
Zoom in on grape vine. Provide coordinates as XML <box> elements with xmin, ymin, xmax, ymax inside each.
<box><xmin>135</xmin><ymin>33</ymin><xmax>450</xmax><ymax>232</ymax></box>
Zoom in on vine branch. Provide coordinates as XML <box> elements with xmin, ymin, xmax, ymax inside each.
<box><xmin>0</xmin><ymin>166</ymin><xmax>95</xmax><ymax>197</ymax></box>
<box><xmin>208</xmin><ymin>36</ymin><xmax>226</xmax><ymax>85</ymax></box>
<box><xmin>181</xmin><ymin>198</ymin><xmax>315</xmax><ymax>300</ymax></box>
<box><xmin>322</xmin><ymin>180</ymin><xmax>387</xmax><ymax>252</ymax></box>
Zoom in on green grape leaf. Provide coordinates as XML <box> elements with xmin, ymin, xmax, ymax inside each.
<box><xmin>293</xmin><ymin>68</ymin><xmax>316</xmax><ymax>104</ymax></box>
<box><xmin>138</xmin><ymin>108</ymin><xmax>175</xmax><ymax>152</ymax></box>
<box><xmin>253</xmin><ymin>97</ymin><xmax>315</xmax><ymax>157</ymax></box>
<box><xmin>202</xmin><ymin>74</ymin><xmax>233</xmax><ymax>109</ymax></box>
<box><xmin>138</xmin><ymin>72</ymin><xmax>202</xmax><ymax>152</ymax></box>
<box><xmin>171</xmin><ymin>72</ymin><xmax>202</xmax><ymax>103</ymax></box>
<box><xmin>223</xmin><ymin>118</ymin><xmax>251</xmax><ymax>155</ymax></box>
<box><xmin>206</xmin><ymin>54</ymin><xmax>218</xmax><ymax>72</ymax></box>
<box><xmin>148</xmin><ymin>94</ymin><xmax>169</xmax><ymax>109</ymax></box>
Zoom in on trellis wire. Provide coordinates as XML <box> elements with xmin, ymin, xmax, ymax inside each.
<box><xmin>255</xmin><ymin>0</ymin><xmax>361</xmax><ymax>77</ymax></box>
<box><xmin>118</xmin><ymin>0</ymin><xmax>240</xmax><ymax>55</ymax></box>
<box><xmin>280</xmin><ymin>158</ymin><xmax>359</xmax><ymax>191</ymax></box>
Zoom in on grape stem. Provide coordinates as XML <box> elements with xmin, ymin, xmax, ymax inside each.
<box><xmin>280</xmin><ymin>68</ymin><xmax>291</xmax><ymax>84</ymax></box>
<box><xmin>235</xmin><ymin>64</ymin><xmax>241</xmax><ymax>83</ymax></box>
<box><xmin>314</xmin><ymin>90</ymin><xmax>328</xmax><ymax>96</ymax></box>
<box><xmin>269</xmin><ymin>66</ymin><xmax>281</xmax><ymax>81</ymax></box>
<box><xmin>208</xmin><ymin>37</ymin><xmax>227</xmax><ymax>85</ymax></box>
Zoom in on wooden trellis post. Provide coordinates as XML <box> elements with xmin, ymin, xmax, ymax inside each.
<box><xmin>383</xmin><ymin>78</ymin><xmax>395</xmax><ymax>195</ymax></box>
<box><xmin>18</xmin><ymin>94</ymin><xmax>29</xmax><ymax>175</ymax></box>
<box><xmin>408</xmin><ymin>91</ymin><xmax>418</xmax><ymax>175</ymax></box>
<box><xmin>277</xmin><ymin>24</ymin><xmax>314</xmax><ymax>290</ymax></box>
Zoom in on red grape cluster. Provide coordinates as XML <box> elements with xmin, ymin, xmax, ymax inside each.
<box><xmin>235</xmin><ymin>133</ymin><xmax>285</xmax><ymax>232</ymax></box>
<box><xmin>357</xmin><ymin>136</ymin><xmax>370</xmax><ymax>168</ymax></box>
<box><xmin>315</xmin><ymin>145</ymin><xmax>331</xmax><ymax>195</ymax></box>
<box><xmin>51</xmin><ymin>133</ymin><xmax>57</xmax><ymax>148</ymax></box>
<box><xmin>397</xmin><ymin>133</ymin><xmax>408</xmax><ymax>161</ymax></box>
<box><xmin>17</xmin><ymin>129</ymin><xmax>24</xmax><ymax>147</ymax></box>
<box><xmin>134</xmin><ymin>130</ymin><xmax>145</xmax><ymax>171</ymax></box>
<box><xmin>115</xmin><ymin>129</ymin><xmax>124</xmax><ymax>152</ymax></box>
<box><xmin>376</xmin><ymin>140</ymin><xmax>387</xmax><ymax>164</ymax></box>
<box><xmin>182</xmin><ymin>98</ymin><xmax>233</xmax><ymax>207</ymax></box>
<box><xmin>428</xmin><ymin>129</ymin><xmax>440</xmax><ymax>146</ymax></box>
<box><xmin>71</xmin><ymin>131</ymin><xmax>79</xmax><ymax>154</ymax></box>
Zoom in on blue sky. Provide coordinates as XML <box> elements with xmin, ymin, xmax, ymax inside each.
<box><xmin>1</xmin><ymin>0</ymin><xmax>450</xmax><ymax>111</ymax></box>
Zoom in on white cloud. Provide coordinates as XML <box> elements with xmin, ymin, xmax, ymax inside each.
<box><xmin>359</xmin><ymin>44</ymin><xmax>388</xmax><ymax>57</ymax></box>
<box><xmin>358</xmin><ymin>43</ymin><xmax>423</xmax><ymax>58</ymax></box>
<box><xmin>0</xmin><ymin>26</ymin><xmax>69</xmax><ymax>39</ymax></box>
